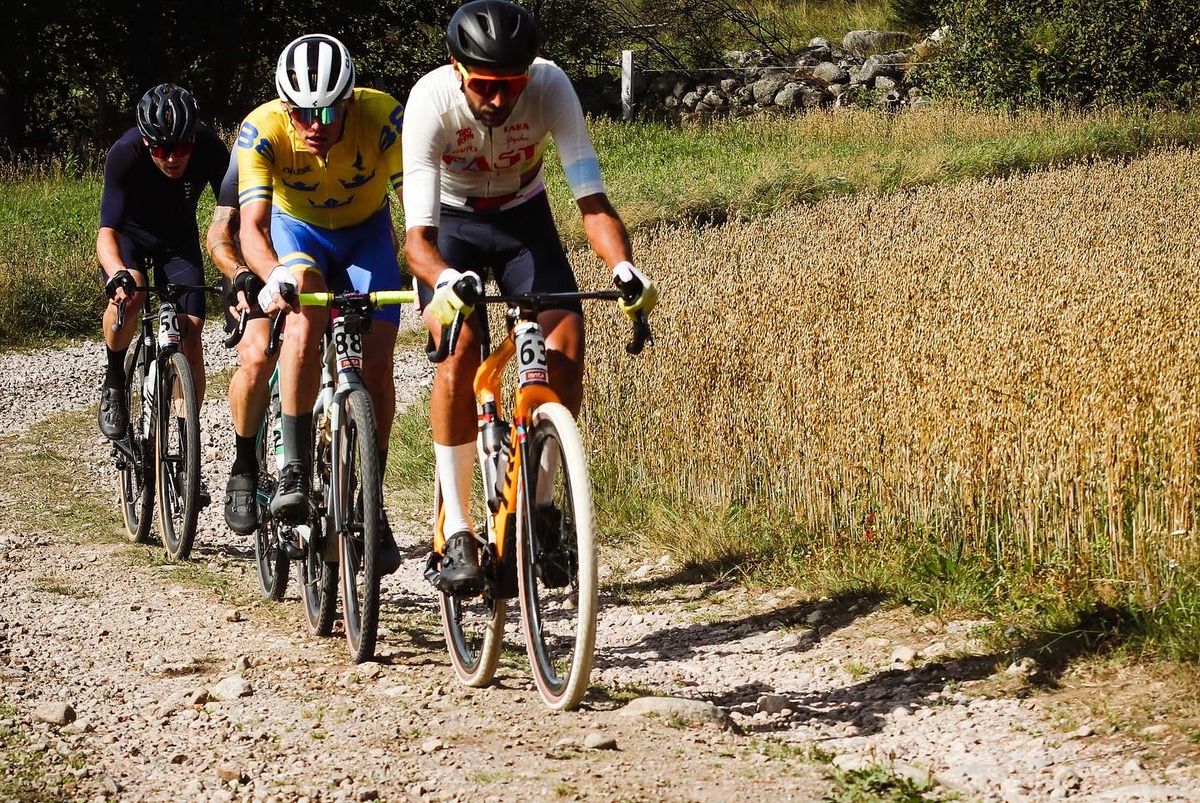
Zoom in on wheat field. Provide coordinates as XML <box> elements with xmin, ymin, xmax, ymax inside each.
<box><xmin>577</xmin><ymin>148</ymin><xmax>1200</xmax><ymax>600</ymax></box>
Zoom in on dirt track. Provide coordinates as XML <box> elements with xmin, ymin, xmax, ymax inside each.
<box><xmin>2</xmin><ymin>324</ymin><xmax>1198</xmax><ymax>802</ymax></box>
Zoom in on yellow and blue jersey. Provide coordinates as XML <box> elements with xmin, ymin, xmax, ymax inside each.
<box><xmin>236</xmin><ymin>88</ymin><xmax>404</xmax><ymax>230</ymax></box>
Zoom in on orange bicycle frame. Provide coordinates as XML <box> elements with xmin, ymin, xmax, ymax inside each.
<box><xmin>432</xmin><ymin>331</ymin><xmax>560</xmax><ymax>557</ymax></box>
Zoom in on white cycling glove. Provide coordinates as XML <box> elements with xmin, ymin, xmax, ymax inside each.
<box><xmin>428</xmin><ymin>268</ymin><xmax>481</xmax><ymax>327</ymax></box>
<box><xmin>613</xmin><ymin>261</ymin><xmax>658</xmax><ymax>319</ymax></box>
<box><xmin>257</xmin><ymin>265</ymin><xmax>297</xmax><ymax>312</ymax></box>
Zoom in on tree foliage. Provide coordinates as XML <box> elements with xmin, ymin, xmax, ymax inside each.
<box><xmin>0</xmin><ymin>0</ymin><xmax>621</xmax><ymax>156</ymax></box>
<box><xmin>926</xmin><ymin>0</ymin><xmax>1200</xmax><ymax>108</ymax></box>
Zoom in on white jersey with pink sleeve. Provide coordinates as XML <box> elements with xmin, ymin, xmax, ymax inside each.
<box><xmin>402</xmin><ymin>58</ymin><xmax>606</xmax><ymax>229</ymax></box>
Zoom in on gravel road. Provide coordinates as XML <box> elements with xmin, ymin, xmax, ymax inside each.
<box><xmin>2</xmin><ymin>323</ymin><xmax>1198</xmax><ymax>801</ymax></box>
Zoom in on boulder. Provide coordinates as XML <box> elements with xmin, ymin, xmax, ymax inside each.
<box><xmin>751</xmin><ymin>75</ymin><xmax>788</xmax><ymax>105</ymax></box>
<box><xmin>620</xmin><ymin>696</ymin><xmax>731</xmax><ymax>728</ymax></box>
<box><xmin>813</xmin><ymin>62</ymin><xmax>850</xmax><ymax>85</ymax></box>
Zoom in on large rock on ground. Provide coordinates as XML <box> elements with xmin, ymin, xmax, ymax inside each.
<box><xmin>619</xmin><ymin>696</ymin><xmax>731</xmax><ymax>728</ymax></box>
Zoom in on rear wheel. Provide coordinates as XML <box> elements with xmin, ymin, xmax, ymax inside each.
<box><xmin>118</xmin><ymin>347</ymin><xmax>154</xmax><ymax>543</ymax></box>
<box><xmin>156</xmin><ymin>353</ymin><xmax>200</xmax><ymax>561</ymax></box>
<box><xmin>517</xmin><ymin>402</ymin><xmax>597</xmax><ymax>711</ymax></box>
<box><xmin>338</xmin><ymin>389</ymin><xmax>381</xmax><ymax>664</ymax></box>
<box><xmin>436</xmin><ymin>458</ymin><xmax>506</xmax><ymax>688</ymax></box>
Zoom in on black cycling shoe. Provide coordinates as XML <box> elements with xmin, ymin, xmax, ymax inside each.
<box><xmin>98</xmin><ymin>386</ymin><xmax>128</xmax><ymax>440</ymax></box>
<box><xmin>270</xmin><ymin>462</ymin><xmax>310</xmax><ymax>524</ymax></box>
<box><xmin>439</xmin><ymin>530</ymin><xmax>484</xmax><ymax>596</ymax></box>
<box><xmin>534</xmin><ymin>504</ymin><xmax>574</xmax><ymax>589</ymax></box>
<box><xmin>224</xmin><ymin>471</ymin><xmax>258</xmax><ymax>534</ymax></box>
<box><xmin>378</xmin><ymin>515</ymin><xmax>402</xmax><ymax>576</ymax></box>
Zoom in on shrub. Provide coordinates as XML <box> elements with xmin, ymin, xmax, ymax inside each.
<box><xmin>926</xmin><ymin>0</ymin><xmax>1200</xmax><ymax>108</ymax></box>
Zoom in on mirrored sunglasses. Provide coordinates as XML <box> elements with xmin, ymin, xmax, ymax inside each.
<box><xmin>287</xmin><ymin>101</ymin><xmax>347</xmax><ymax>125</ymax></box>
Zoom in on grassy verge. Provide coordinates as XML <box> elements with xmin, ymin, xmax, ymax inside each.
<box><xmin>0</xmin><ymin>702</ymin><xmax>87</xmax><ymax>802</ymax></box>
<box><xmin>6</xmin><ymin>107</ymin><xmax>1200</xmax><ymax>345</ymax></box>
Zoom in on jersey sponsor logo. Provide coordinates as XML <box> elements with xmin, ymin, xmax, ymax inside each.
<box><xmin>255</xmin><ymin>138</ymin><xmax>275</xmax><ymax>163</ymax></box>
<box><xmin>282</xmin><ymin>164</ymin><xmax>313</xmax><ymax>176</ymax></box>
<box><xmin>351</xmin><ymin>151</ymin><xmax>366</xmax><ymax>170</ymax></box>
<box><xmin>456</xmin><ymin>127</ymin><xmax>474</xmax><ymax>146</ymax></box>
<box><xmin>503</xmin><ymin>122</ymin><xmax>529</xmax><ymax>133</ymax></box>
<box><xmin>340</xmin><ymin>170</ymin><xmax>375</xmax><ymax>189</ymax></box>
<box><xmin>282</xmin><ymin>177</ymin><xmax>319</xmax><ymax>192</ymax></box>
<box><xmin>442</xmin><ymin>143</ymin><xmax>539</xmax><ymax>173</ymax></box>
<box><xmin>236</xmin><ymin>121</ymin><xmax>258</xmax><ymax>148</ymax></box>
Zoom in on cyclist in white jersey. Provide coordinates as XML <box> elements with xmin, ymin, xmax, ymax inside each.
<box><xmin>403</xmin><ymin>0</ymin><xmax>658</xmax><ymax>592</ymax></box>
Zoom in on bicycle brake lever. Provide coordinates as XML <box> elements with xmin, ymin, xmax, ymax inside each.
<box><xmin>266</xmin><ymin>309</ymin><xmax>287</xmax><ymax>356</ymax></box>
<box><xmin>224</xmin><ymin>309</ymin><xmax>249</xmax><ymax>348</ymax></box>
<box><xmin>626</xmin><ymin>312</ymin><xmax>653</xmax><ymax>356</ymax></box>
<box><xmin>112</xmin><ymin>299</ymin><xmax>126</xmax><ymax>333</ymax></box>
<box><xmin>427</xmin><ymin>313</ymin><xmax>466</xmax><ymax>364</ymax></box>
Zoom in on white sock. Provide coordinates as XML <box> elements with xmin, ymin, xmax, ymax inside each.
<box><xmin>534</xmin><ymin>446</ymin><xmax>561</xmax><ymax>506</ymax></box>
<box><xmin>435</xmin><ymin>442</ymin><xmax>476</xmax><ymax>536</ymax></box>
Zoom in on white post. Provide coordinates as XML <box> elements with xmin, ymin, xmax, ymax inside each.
<box><xmin>621</xmin><ymin>49</ymin><xmax>634</xmax><ymax>121</ymax></box>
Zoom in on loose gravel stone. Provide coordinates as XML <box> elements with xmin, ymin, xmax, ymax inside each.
<box><xmin>34</xmin><ymin>701</ymin><xmax>76</xmax><ymax>726</ymax></box>
<box><xmin>583</xmin><ymin>732</ymin><xmax>618</xmax><ymax>750</ymax></box>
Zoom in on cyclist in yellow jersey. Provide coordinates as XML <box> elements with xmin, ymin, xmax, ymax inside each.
<box><xmin>237</xmin><ymin>33</ymin><xmax>406</xmax><ymax>573</ymax></box>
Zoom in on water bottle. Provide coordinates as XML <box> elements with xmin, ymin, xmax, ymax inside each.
<box><xmin>480</xmin><ymin>418</ymin><xmax>511</xmax><ymax>512</ymax></box>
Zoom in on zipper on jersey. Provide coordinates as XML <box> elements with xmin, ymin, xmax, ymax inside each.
<box><xmin>485</xmin><ymin>126</ymin><xmax>494</xmax><ymax>200</ymax></box>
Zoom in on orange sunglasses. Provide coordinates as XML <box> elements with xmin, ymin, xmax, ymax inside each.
<box><xmin>456</xmin><ymin>61</ymin><xmax>530</xmax><ymax>96</ymax></box>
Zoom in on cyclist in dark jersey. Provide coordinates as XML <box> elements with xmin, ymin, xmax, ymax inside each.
<box><xmin>97</xmin><ymin>83</ymin><xmax>228</xmax><ymax>441</ymax></box>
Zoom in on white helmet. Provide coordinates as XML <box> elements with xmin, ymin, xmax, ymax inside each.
<box><xmin>275</xmin><ymin>34</ymin><xmax>355</xmax><ymax>108</ymax></box>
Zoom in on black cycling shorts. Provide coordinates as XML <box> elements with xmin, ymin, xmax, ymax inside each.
<box><xmin>98</xmin><ymin>238</ymin><xmax>208</xmax><ymax>320</ymax></box>
<box><xmin>416</xmin><ymin>191</ymin><xmax>582</xmax><ymax>316</ymax></box>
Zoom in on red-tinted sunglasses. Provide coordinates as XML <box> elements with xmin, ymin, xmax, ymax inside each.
<box><xmin>150</xmin><ymin>141</ymin><xmax>193</xmax><ymax>159</ymax></box>
<box><xmin>457</xmin><ymin>62</ymin><xmax>530</xmax><ymax>96</ymax></box>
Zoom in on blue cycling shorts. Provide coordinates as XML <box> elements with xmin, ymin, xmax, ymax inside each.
<box><xmin>271</xmin><ymin>206</ymin><xmax>403</xmax><ymax>326</ymax></box>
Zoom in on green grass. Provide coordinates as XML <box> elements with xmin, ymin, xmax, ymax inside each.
<box><xmin>828</xmin><ymin>762</ymin><xmax>939</xmax><ymax>802</ymax></box>
<box><xmin>6</xmin><ymin>107</ymin><xmax>1200</xmax><ymax>345</ymax></box>
<box><xmin>0</xmin><ymin>701</ymin><xmax>87</xmax><ymax>802</ymax></box>
<box><xmin>544</xmin><ymin>107</ymin><xmax>1200</xmax><ymax>246</ymax></box>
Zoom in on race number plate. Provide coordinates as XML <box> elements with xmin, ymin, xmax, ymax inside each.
<box><xmin>515</xmin><ymin>322</ymin><xmax>548</xmax><ymax>386</ymax></box>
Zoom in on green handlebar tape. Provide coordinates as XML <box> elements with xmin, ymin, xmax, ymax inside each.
<box><xmin>296</xmin><ymin>290</ymin><xmax>415</xmax><ymax>307</ymax></box>
<box><xmin>371</xmin><ymin>290</ymin><xmax>417</xmax><ymax>305</ymax></box>
<box><xmin>297</xmin><ymin>292</ymin><xmax>333</xmax><ymax>307</ymax></box>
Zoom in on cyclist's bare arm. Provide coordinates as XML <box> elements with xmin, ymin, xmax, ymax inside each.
<box><xmin>405</xmin><ymin>225</ymin><xmax>451</xmax><ymax>290</ymax></box>
<box><xmin>239</xmin><ymin>201</ymin><xmax>280</xmax><ymax>280</ymax></box>
<box><xmin>577</xmin><ymin>193</ymin><xmax>633</xmax><ymax>269</ymax></box>
<box><xmin>206</xmin><ymin>205</ymin><xmax>244</xmax><ymax>281</ymax></box>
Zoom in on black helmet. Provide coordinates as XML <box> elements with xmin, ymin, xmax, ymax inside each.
<box><xmin>136</xmin><ymin>84</ymin><xmax>199</xmax><ymax>146</ymax></box>
<box><xmin>447</xmin><ymin>0</ymin><xmax>539</xmax><ymax>70</ymax></box>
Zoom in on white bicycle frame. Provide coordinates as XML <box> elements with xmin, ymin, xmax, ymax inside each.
<box><xmin>313</xmin><ymin>314</ymin><xmax>370</xmax><ymax>539</ymax></box>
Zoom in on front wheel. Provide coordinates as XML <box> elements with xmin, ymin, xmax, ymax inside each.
<box><xmin>156</xmin><ymin>352</ymin><xmax>200</xmax><ymax>561</ymax></box>
<box><xmin>118</xmin><ymin>347</ymin><xmax>154</xmax><ymax>543</ymax></box>
<box><xmin>338</xmin><ymin>389</ymin><xmax>382</xmax><ymax>664</ymax></box>
<box><xmin>435</xmin><ymin>471</ymin><xmax>506</xmax><ymax>688</ymax></box>
<box><xmin>517</xmin><ymin>402</ymin><xmax>597</xmax><ymax>711</ymax></box>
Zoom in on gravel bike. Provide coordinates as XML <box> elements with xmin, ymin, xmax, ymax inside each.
<box><xmin>272</xmin><ymin>290</ymin><xmax>415</xmax><ymax>662</ymax></box>
<box><xmin>424</xmin><ymin>277</ymin><xmax>651</xmax><ymax>710</ymax></box>
<box><xmin>111</xmin><ymin>281</ymin><xmax>216</xmax><ymax>561</ymax></box>
<box><xmin>223</xmin><ymin>309</ymin><xmax>292</xmax><ymax>600</ymax></box>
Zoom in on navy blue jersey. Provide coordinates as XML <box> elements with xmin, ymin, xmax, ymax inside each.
<box><xmin>216</xmin><ymin>148</ymin><xmax>239</xmax><ymax>209</ymax></box>
<box><xmin>99</xmin><ymin>125</ymin><xmax>228</xmax><ymax>254</ymax></box>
